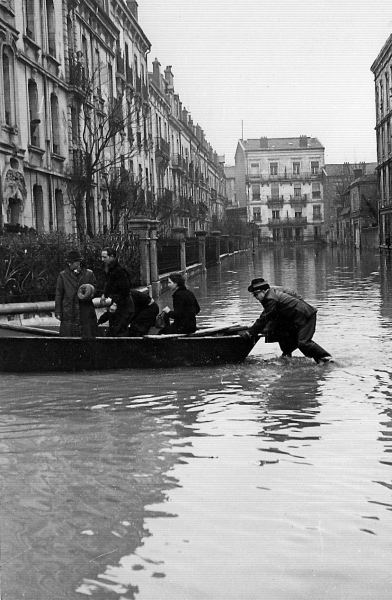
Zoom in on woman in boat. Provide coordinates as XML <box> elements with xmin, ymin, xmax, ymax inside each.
<box><xmin>55</xmin><ymin>249</ymin><xmax>98</xmax><ymax>338</ymax></box>
<box><xmin>160</xmin><ymin>272</ymin><xmax>200</xmax><ymax>334</ymax></box>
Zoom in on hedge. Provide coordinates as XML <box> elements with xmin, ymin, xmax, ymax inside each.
<box><xmin>0</xmin><ymin>231</ymin><xmax>140</xmax><ymax>303</ymax></box>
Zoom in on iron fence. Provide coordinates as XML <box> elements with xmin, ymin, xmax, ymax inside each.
<box><xmin>157</xmin><ymin>239</ymin><xmax>181</xmax><ymax>275</ymax></box>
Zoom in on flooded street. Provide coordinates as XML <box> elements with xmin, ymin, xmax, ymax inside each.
<box><xmin>1</xmin><ymin>246</ymin><xmax>392</xmax><ymax>600</ymax></box>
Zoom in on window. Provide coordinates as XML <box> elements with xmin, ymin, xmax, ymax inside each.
<box><xmin>295</xmin><ymin>228</ymin><xmax>302</xmax><ymax>241</ymax></box>
<box><xmin>107</xmin><ymin>62</ymin><xmax>113</xmax><ymax>99</ymax></box>
<box><xmin>28</xmin><ymin>80</ymin><xmax>40</xmax><ymax>146</ymax></box>
<box><xmin>55</xmin><ymin>190</ymin><xmax>65</xmax><ymax>232</ymax></box>
<box><xmin>46</xmin><ymin>0</ymin><xmax>56</xmax><ymax>57</ymax></box>
<box><xmin>313</xmin><ymin>205</ymin><xmax>321</xmax><ymax>220</ymax></box>
<box><xmin>251</xmin><ymin>184</ymin><xmax>260</xmax><ymax>200</ymax></box>
<box><xmin>82</xmin><ymin>36</ymin><xmax>89</xmax><ymax>77</ymax></box>
<box><xmin>71</xmin><ymin>105</ymin><xmax>79</xmax><ymax>144</ymax></box>
<box><xmin>292</xmin><ymin>162</ymin><xmax>300</xmax><ymax>175</ymax></box>
<box><xmin>86</xmin><ymin>195</ymin><xmax>95</xmax><ymax>236</ymax></box>
<box><xmin>271</xmin><ymin>182</ymin><xmax>279</xmax><ymax>199</ymax></box>
<box><xmin>253</xmin><ymin>208</ymin><xmax>261</xmax><ymax>221</ymax></box>
<box><xmin>2</xmin><ymin>48</ymin><xmax>13</xmax><ymax>125</ymax></box>
<box><xmin>272</xmin><ymin>210</ymin><xmax>280</xmax><ymax>220</ymax></box>
<box><xmin>270</xmin><ymin>162</ymin><xmax>278</xmax><ymax>175</ymax></box>
<box><xmin>101</xmin><ymin>197</ymin><xmax>108</xmax><ymax>232</ymax></box>
<box><xmin>311</xmin><ymin>161</ymin><xmax>319</xmax><ymax>174</ymax></box>
<box><xmin>33</xmin><ymin>185</ymin><xmax>44</xmax><ymax>232</ymax></box>
<box><xmin>295</xmin><ymin>211</ymin><xmax>302</xmax><ymax>218</ymax></box>
<box><xmin>24</xmin><ymin>0</ymin><xmax>35</xmax><ymax>39</ymax></box>
<box><xmin>50</xmin><ymin>93</ymin><xmax>60</xmax><ymax>154</ymax></box>
<box><xmin>312</xmin><ymin>182</ymin><xmax>321</xmax><ymax>198</ymax></box>
<box><xmin>294</xmin><ymin>183</ymin><xmax>301</xmax><ymax>198</ymax></box>
<box><xmin>250</xmin><ymin>162</ymin><xmax>259</xmax><ymax>175</ymax></box>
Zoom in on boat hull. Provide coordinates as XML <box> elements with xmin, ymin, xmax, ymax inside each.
<box><xmin>0</xmin><ymin>334</ymin><xmax>256</xmax><ymax>372</ymax></box>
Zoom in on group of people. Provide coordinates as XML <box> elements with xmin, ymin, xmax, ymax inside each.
<box><xmin>54</xmin><ymin>248</ymin><xmax>200</xmax><ymax>339</ymax></box>
<box><xmin>55</xmin><ymin>248</ymin><xmax>332</xmax><ymax>363</ymax></box>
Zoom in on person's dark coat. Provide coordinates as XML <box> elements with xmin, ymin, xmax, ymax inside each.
<box><xmin>103</xmin><ymin>260</ymin><xmax>133</xmax><ymax>336</ymax></box>
<box><xmin>249</xmin><ymin>288</ymin><xmax>330</xmax><ymax>361</ymax></box>
<box><xmin>128</xmin><ymin>291</ymin><xmax>159</xmax><ymax>336</ymax></box>
<box><xmin>55</xmin><ymin>267</ymin><xmax>97</xmax><ymax>337</ymax></box>
<box><xmin>163</xmin><ymin>286</ymin><xmax>200</xmax><ymax>334</ymax></box>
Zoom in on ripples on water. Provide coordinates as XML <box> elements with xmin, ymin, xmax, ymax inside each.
<box><xmin>1</xmin><ymin>247</ymin><xmax>392</xmax><ymax>600</ymax></box>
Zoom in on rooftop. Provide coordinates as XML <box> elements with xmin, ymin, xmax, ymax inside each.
<box><xmin>241</xmin><ymin>136</ymin><xmax>324</xmax><ymax>152</ymax></box>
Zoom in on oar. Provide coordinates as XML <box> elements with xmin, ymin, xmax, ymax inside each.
<box><xmin>0</xmin><ymin>323</ymin><xmax>59</xmax><ymax>336</ymax></box>
<box><xmin>190</xmin><ymin>323</ymin><xmax>250</xmax><ymax>337</ymax></box>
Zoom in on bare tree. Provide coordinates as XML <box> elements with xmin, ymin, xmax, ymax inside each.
<box><xmin>66</xmin><ymin>58</ymin><xmax>144</xmax><ymax>239</ymax></box>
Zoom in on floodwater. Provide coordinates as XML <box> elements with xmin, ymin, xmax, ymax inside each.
<box><xmin>1</xmin><ymin>246</ymin><xmax>392</xmax><ymax>600</ymax></box>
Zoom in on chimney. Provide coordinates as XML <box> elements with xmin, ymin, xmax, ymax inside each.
<box><xmin>299</xmin><ymin>135</ymin><xmax>308</xmax><ymax>148</ymax></box>
<box><xmin>127</xmin><ymin>1</ymin><xmax>138</xmax><ymax>19</ymax></box>
<box><xmin>164</xmin><ymin>65</ymin><xmax>174</xmax><ymax>92</ymax></box>
<box><xmin>353</xmin><ymin>168</ymin><xmax>363</xmax><ymax>179</ymax></box>
<box><xmin>182</xmin><ymin>107</ymin><xmax>188</xmax><ymax>123</ymax></box>
<box><xmin>195</xmin><ymin>124</ymin><xmax>202</xmax><ymax>141</ymax></box>
<box><xmin>152</xmin><ymin>58</ymin><xmax>161</xmax><ymax>85</ymax></box>
<box><xmin>259</xmin><ymin>136</ymin><xmax>268</xmax><ymax>148</ymax></box>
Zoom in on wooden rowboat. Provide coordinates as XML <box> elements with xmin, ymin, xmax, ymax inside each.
<box><xmin>0</xmin><ymin>323</ymin><xmax>258</xmax><ymax>372</ymax></box>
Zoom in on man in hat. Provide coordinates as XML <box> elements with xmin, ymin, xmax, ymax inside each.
<box><xmin>248</xmin><ymin>278</ymin><xmax>332</xmax><ymax>363</ymax></box>
<box><xmin>55</xmin><ymin>249</ymin><xmax>98</xmax><ymax>337</ymax></box>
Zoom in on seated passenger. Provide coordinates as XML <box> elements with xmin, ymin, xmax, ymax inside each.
<box><xmin>98</xmin><ymin>289</ymin><xmax>158</xmax><ymax>337</ymax></box>
<box><xmin>160</xmin><ymin>272</ymin><xmax>200</xmax><ymax>334</ymax></box>
<box><xmin>128</xmin><ymin>290</ymin><xmax>159</xmax><ymax>336</ymax></box>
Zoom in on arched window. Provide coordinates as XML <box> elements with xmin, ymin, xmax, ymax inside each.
<box><xmin>46</xmin><ymin>0</ymin><xmax>56</xmax><ymax>57</ymax></box>
<box><xmin>2</xmin><ymin>48</ymin><xmax>13</xmax><ymax>125</ymax></box>
<box><xmin>28</xmin><ymin>79</ymin><xmax>40</xmax><ymax>146</ymax></box>
<box><xmin>24</xmin><ymin>0</ymin><xmax>35</xmax><ymax>39</ymax></box>
<box><xmin>33</xmin><ymin>185</ymin><xmax>44</xmax><ymax>232</ymax></box>
<box><xmin>50</xmin><ymin>93</ymin><xmax>60</xmax><ymax>154</ymax></box>
<box><xmin>55</xmin><ymin>189</ymin><xmax>65</xmax><ymax>232</ymax></box>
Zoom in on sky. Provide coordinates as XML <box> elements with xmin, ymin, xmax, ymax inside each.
<box><xmin>138</xmin><ymin>0</ymin><xmax>392</xmax><ymax>166</ymax></box>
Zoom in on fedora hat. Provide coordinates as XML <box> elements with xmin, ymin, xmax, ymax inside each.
<box><xmin>248</xmin><ymin>278</ymin><xmax>270</xmax><ymax>293</ymax></box>
<box><xmin>66</xmin><ymin>249</ymin><xmax>82</xmax><ymax>262</ymax></box>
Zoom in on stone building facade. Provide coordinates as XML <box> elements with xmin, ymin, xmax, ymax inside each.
<box><xmin>149</xmin><ymin>59</ymin><xmax>227</xmax><ymax>237</ymax></box>
<box><xmin>235</xmin><ymin>136</ymin><xmax>325</xmax><ymax>242</ymax></box>
<box><xmin>0</xmin><ymin>0</ymin><xmax>227</xmax><ymax>236</ymax></box>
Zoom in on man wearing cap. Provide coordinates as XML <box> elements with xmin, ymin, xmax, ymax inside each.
<box><xmin>55</xmin><ymin>249</ymin><xmax>98</xmax><ymax>337</ymax></box>
<box><xmin>248</xmin><ymin>278</ymin><xmax>332</xmax><ymax>364</ymax></box>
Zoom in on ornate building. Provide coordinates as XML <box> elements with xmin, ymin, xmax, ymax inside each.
<box><xmin>235</xmin><ymin>136</ymin><xmax>325</xmax><ymax>242</ymax></box>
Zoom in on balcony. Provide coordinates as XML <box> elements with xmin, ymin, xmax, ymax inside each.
<box><xmin>157</xmin><ymin>188</ymin><xmax>173</xmax><ymax>213</ymax></box>
<box><xmin>171</xmin><ymin>154</ymin><xmax>187</xmax><ymax>172</ymax></box>
<box><xmin>68</xmin><ymin>59</ymin><xmax>87</xmax><ymax>92</ymax></box>
<box><xmin>248</xmin><ymin>171</ymin><xmax>321</xmax><ymax>182</ymax></box>
<box><xmin>268</xmin><ymin>216</ymin><xmax>308</xmax><ymax>227</ymax></box>
<box><xmin>290</xmin><ymin>194</ymin><xmax>308</xmax><ymax>206</ymax></box>
<box><xmin>155</xmin><ymin>137</ymin><xmax>170</xmax><ymax>161</ymax></box>
<box><xmin>267</xmin><ymin>195</ymin><xmax>284</xmax><ymax>208</ymax></box>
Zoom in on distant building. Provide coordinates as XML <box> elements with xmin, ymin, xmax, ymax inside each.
<box><xmin>371</xmin><ymin>35</ymin><xmax>392</xmax><ymax>248</ymax></box>
<box><xmin>235</xmin><ymin>136</ymin><xmax>325</xmax><ymax>242</ymax></box>
<box><xmin>224</xmin><ymin>166</ymin><xmax>236</xmax><ymax>207</ymax></box>
<box><xmin>322</xmin><ymin>162</ymin><xmax>378</xmax><ymax>245</ymax></box>
<box><xmin>334</xmin><ymin>167</ymin><xmax>378</xmax><ymax>249</ymax></box>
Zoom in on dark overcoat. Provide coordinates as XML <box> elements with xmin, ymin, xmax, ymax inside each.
<box><xmin>55</xmin><ymin>267</ymin><xmax>97</xmax><ymax>337</ymax></box>
<box><xmin>166</xmin><ymin>286</ymin><xmax>200</xmax><ymax>334</ymax></box>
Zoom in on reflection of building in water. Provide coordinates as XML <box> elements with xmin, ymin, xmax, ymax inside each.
<box><xmin>252</xmin><ymin>246</ymin><xmax>327</xmax><ymax>301</ymax></box>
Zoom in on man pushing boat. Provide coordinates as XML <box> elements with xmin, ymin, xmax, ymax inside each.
<box><xmin>247</xmin><ymin>278</ymin><xmax>333</xmax><ymax>364</ymax></box>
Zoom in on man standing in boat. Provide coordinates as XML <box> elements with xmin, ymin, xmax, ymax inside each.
<box><xmin>248</xmin><ymin>278</ymin><xmax>333</xmax><ymax>363</ymax></box>
<box><xmin>100</xmin><ymin>248</ymin><xmax>134</xmax><ymax>336</ymax></box>
<box><xmin>55</xmin><ymin>249</ymin><xmax>98</xmax><ymax>338</ymax></box>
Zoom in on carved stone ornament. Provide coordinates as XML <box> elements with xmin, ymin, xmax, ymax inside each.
<box><xmin>3</xmin><ymin>168</ymin><xmax>27</xmax><ymax>209</ymax></box>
